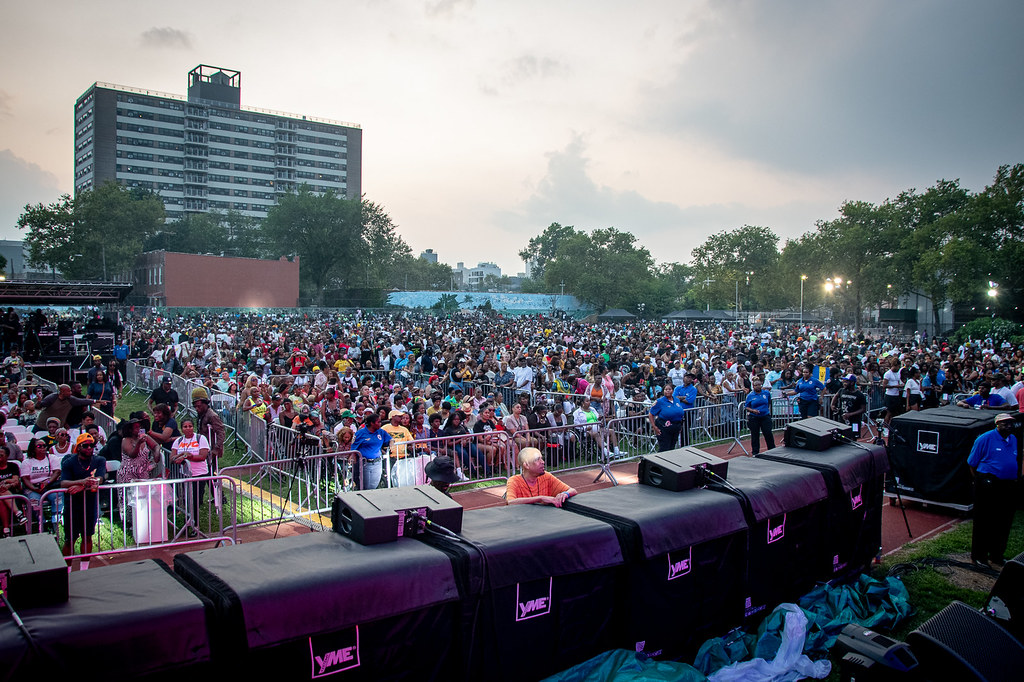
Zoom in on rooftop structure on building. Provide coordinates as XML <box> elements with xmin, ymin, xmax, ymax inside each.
<box><xmin>419</xmin><ymin>248</ymin><xmax>438</xmax><ymax>263</ymax></box>
<box><xmin>74</xmin><ymin>65</ymin><xmax>362</xmax><ymax>222</ymax></box>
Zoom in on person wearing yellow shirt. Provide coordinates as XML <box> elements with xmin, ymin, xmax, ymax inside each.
<box><xmin>382</xmin><ymin>409</ymin><xmax>413</xmax><ymax>459</ymax></box>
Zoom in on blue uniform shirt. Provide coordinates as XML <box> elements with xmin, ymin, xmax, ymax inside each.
<box><xmin>672</xmin><ymin>384</ymin><xmax>698</xmax><ymax>409</ymax></box>
<box><xmin>964</xmin><ymin>393</ymin><xmax>1006</xmax><ymax>408</ymax></box>
<box><xmin>967</xmin><ymin>428</ymin><xmax>1018</xmax><ymax>480</ymax></box>
<box><xmin>352</xmin><ymin>427</ymin><xmax>392</xmax><ymax>461</ymax></box>
<box><xmin>650</xmin><ymin>396</ymin><xmax>686</xmax><ymax>423</ymax></box>
<box><xmin>746</xmin><ymin>389</ymin><xmax>772</xmax><ymax>417</ymax></box>
<box><xmin>795</xmin><ymin>378</ymin><xmax>825</xmax><ymax>402</ymax></box>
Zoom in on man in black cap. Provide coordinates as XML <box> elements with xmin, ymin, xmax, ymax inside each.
<box><xmin>424</xmin><ymin>455</ymin><xmax>460</xmax><ymax>497</ymax></box>
<box><xmin>149</xmin><ymin>375</ymin><xmax>180</xmax><ymax>416</ymax></box>
<box><xmin>830</xmin><ymin>374</ymin><xmax>867</xmax><ymax>438</ymax></box>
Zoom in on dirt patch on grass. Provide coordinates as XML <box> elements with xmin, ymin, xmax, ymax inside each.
<box><xmin>944</xmin><ymin>552</ymin><xmax>999</xmax><ymax>592</ymax></box>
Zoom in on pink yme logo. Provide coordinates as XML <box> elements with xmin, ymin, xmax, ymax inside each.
<box><xmin>667</xmin><ymin>547</ymin><xmax>692</xmax><ymax>581</ymax></box>
<box><xmin>850</xmin><ymin>485</ymin><xmax>863</xmax><ymax>510</ymax></box>
<box><xmin>515</xmin><ymin>577</ymin><xmax>553</xmax><ymax>621</ymax></box>
<box><xmin>309</xmin><ymin>626</ymin><xmax>360</xmax><ymax>678</ymax></box>
<box><xmin>767</xmin><ymin>514</ymin><xmax>786</xmax><ymax>544</ymax></box>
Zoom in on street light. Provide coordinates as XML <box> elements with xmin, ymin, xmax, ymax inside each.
<box><xmin>988</xmin><ymin>280</ymin><xmax>999</xmax><ymax>298</ymax></box>
<box><xmin>799</xmin><ymin>274</ymin><xmax>807</xmax><ymax>326</ymax></box>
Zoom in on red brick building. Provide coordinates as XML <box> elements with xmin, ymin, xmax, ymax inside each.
<box><xmin>134</xmin><ymin>251</ymin><xmax>299</xmax><ymax>307</ymax></box>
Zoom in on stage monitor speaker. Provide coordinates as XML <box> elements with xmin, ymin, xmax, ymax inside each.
<box><xmin>834</xmin><ymin>624</ymin><xmax>918</xmax><ymax>675</ymax></box>
<box><xmin>332</xmin><ymin>484</ymin><xmax>463</xmax><ymax>545</ymax></box>
<box><xmin>784</xmin><ymin>416</ymin><xmax>853</xmax><ymax>451</ymax></box>
<box><xmin>907</xmin><ymin>600</ymin><xmax>1024</xmax><ymax>681</ymax></box>
<box><xmin>638</xmin><ymin>447</ymin><xmax>728</xmax><ymax>492</ymax></box>
<box><xmin>985</xmin><ymin>549</ymin><xmax>1024</xmax><ymax>641</ymax></box>
<box><xmin>0</xmin><ymin>535</ymin><xmax>68</xmax><ymax>609</ymax></box>
<box><xmin>0</xmin><ymin>559</ymin><xmax>214</xmax><ymax>679</ymax></box>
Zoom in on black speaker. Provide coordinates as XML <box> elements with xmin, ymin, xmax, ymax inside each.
<box><xmin>985</xmin><ymin>549</ymin><xmax>1024</xmax><ymax>641</ymax></box>
<box><xmin>638</xmin><ymin>447</ymin><xmax>728</xmax><ymax>492</ymax></box>
<box><xmin>907</xmin><ymin>600</ymin><xmax>1024</xmax><ymax>681</ymax></box>
<box><xmin>332</xmin><ymin>484</ymin><xmax>463</xmax><ymax>545</ymax></box>
<box><xmin>0</xmin><ymin>535</ymin><xmax>68</xmax><ymax>609</ymax></box>
<box><xmin>784</xmin><ymin>416</ymin><xmax>853</xmax><ymax>451</ymax></box>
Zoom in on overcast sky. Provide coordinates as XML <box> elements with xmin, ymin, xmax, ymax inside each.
<box><xmin>1</xmin><ymin>0</ymin><xmax>1021</xmax><ymax>275</ymax></box>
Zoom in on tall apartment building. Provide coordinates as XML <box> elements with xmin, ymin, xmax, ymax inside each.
<box><xmin>73</xmin><ymin>65</ymin><xmax>362</xmax><ymax>222</ymax></box>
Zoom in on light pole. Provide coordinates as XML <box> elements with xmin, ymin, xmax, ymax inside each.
<box><xmin>799</xmin><ymin>274</ymin><xmax>807</xmax><ymax>326</ymax></box>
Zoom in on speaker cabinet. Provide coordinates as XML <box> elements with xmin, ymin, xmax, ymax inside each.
<box><xmin>0</xmin><ymin>535</ymin><xmax>68</xmax><ymax>609</ymax></box>
<box><xmin>784</xmin><ymin>416</ymin><xmax>853</xmax><ymax>451</ymax></box>
<box><xmin>332</xmin><ymin>484</ymin><xmax>463</xmax><ymax>545</ymax></box>
<box><xmin>638</xmin><ymin>447</ymin><xmax>728</xmax><ymax>492</ymax></box>
<box><xmin>986</xmin><ymin>549</ymin><xmax>1024</xmax><ymax>641</ymax></box>
<box><xmin>907</xmin><ymin>600</ymin><xmax>1024</xmax><ymax>681</ymax></box>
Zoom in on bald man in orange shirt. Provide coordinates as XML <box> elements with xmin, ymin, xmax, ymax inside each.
<box><xmin>505</xmin><ymin>447</ymin><xmax>577</xmax><ymax>507</ymax></box>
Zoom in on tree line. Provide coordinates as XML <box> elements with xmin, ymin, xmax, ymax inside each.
<box><xmin>518</xmin><ymin>164</ymin><xmax>1024</xmax><ymax>328</ymax></box>
<box><xmin>16</xmin><ymin>183</ymin><xmax>453</xmax><ymax>306</ymax></box>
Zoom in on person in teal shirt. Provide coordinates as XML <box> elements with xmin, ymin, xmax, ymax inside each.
<box><xmin>649</xmin><ymin>383</ymin><xmax>686</xmax><ymax>452</ymax></box>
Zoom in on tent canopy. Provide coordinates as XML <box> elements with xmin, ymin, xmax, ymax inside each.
<box><xmin>597</xmin><ymin>308</ymin><xmax>637</xmax><ymax>320</ymax></box>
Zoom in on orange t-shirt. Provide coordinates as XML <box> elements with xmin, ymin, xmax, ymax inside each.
<box><xmin>505</xmin><ymin>472</ymin><xmax>570</xmax><ymax>502</ymax></box>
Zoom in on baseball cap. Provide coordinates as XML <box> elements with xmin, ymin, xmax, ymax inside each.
<box><xmin>843</xmin><ymin>374</ymin><xmax>857</xmax><ymax>382</ymax></box>
<box><xmin>994</xmin><ymin>413</ymin><xmax>1015</xmax><ymax>424</ymax></box>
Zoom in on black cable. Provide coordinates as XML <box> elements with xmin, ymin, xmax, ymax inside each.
<box><xmin>1</xmin><ymin>586</ymin><xmax>41</xmax><ymax>680</ymax></box>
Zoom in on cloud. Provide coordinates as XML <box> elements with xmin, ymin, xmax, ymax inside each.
<box><xmin>0</xmin><ymin>91</ymin><xmax>12</xmax><ymax>119</ymax></box>
<box><xmin>495</xmin><ymin>135</ymin><xmax>836</xmax><ymax>265</ymax></box>
<box><xmin>0</xmin><ymin>150</ymin><xmax>62</xmax><ymax>240</ymax></box>
<box><xmin>140</xmin><ymin>27</ymin><xmax>192</xmax><ymax>49</ymax></box>
<box><xmin>425</xmin><ymin>0</ymin><xmax>474</xmax><ymax>19</ymax></box>
<box><xmin>479</xmin><ymin>53</ymin><xmax>569</xmax><ymax>95</ymax></box>
<box><xmin>642</xmin><ymin>0</ymin><xmax>1024</xmax><ymax>182</ymax></box>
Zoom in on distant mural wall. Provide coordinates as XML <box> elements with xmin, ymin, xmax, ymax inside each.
<box><xmin>387</xmin><ymin>291</ymin><xmax>590</xmax><ymax>313</ymax></box>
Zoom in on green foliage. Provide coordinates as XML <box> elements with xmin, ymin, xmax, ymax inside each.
<box><xmin>690</xmin><ymin>225</ymin><xmax>781</xmax><ymax>310</ymax></box>
<box><xmin>18</xmin><ymin>182</ymin><xmax>165</xmax><ymax>279</ymax></box>
<box><xmin>431</xmin><ymin>293</ymin><xmax>459</xmax><ymax>312</ymax></box>
<box><xmin>519</xmin><ymin>222</ymin><xmax>578</xmax><ymax>281</ymax></box>
<box><xmin>950</xmin><ymin>317</ymin><xmax>1024</xmax><ymax>345</ymax></box>
<box><xmin>543</xmin><ymin>227</ymin><xmax>656</xmax><ymax>311</ymax></box>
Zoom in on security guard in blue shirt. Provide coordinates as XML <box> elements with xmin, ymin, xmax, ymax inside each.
<box><xmin>671</xmin><ymin>372</ymin><xmax>699</xmax><ymax>446</ymax></box>
<box><xmin>790</xmin><ymin>365</ymin><xmax>825</xmax><ymax>419</ymax></box>
<box><xmin>967</xmin><ymin>412</ymin><xmax>1020</xmax><ymax>566</ymax></box>
<box><xmin>745</xmin><ymin>377</ymin><xmax>775</xmax><ymax>455</ymax></box>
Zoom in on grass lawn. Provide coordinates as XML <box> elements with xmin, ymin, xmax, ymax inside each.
<box><xmin>873</xmin><ymin>510</ymin><xmax>1024</xmax><ymax>639</ymax></box>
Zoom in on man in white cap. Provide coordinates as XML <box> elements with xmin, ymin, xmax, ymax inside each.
<box><xmin>967</xmin><ymin>413</ymin><xmax>1020</xmax><ymax>567</ymax></box>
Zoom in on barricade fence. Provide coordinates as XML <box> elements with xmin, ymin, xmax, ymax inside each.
<box><xmin>1</xmin><ymin>493</ymin><xmax>33</xmax><ymax>535</ymax></box>
<box><xmin>34</xmin><ymin>476</ymin><xmax>237</xmax><ymax>560</ymax></box>
<box><xmin>219</xmin><ymin>448</ymin><xmax>356</xmax><ymax>532</ymax></box>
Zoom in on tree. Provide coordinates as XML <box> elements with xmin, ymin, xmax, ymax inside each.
<box><xmin>544</xmin><ymin>227</ymin><xmax>656</xmax><ymax>310</ymax></box>
<box><xmin>690</xmin><ymin>225</ymin><xmax>782</xmax><ymax>311</ymax></box>
<box><xmin>143</xmin><ymin>211</ymin><xmax>230</xmax><ymax>255</ymax></box>
<box><xmin>518</xmin><ymin>222</ymin><xmax>577</xmax><ymax>281</ymax></box>
<box><xmin>18</xmin><ymin>182</ymin><xmax>164</xmax><ymax>280</ymax></box>
<box><xmin>262</xmin><ymin>185</ymin><xmax>363</xmax><ymax>304</ymax></box>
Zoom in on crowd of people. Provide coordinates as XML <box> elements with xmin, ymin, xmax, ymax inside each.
<box><xmin>3</xmin><ymin>307</ymin><xmax>1022</xmax><ymax>552</ymax></box>
<box><xmin>115</xmin><ymin>310</ymin><xmax>1023</xmax><ymax>481</ymax></box>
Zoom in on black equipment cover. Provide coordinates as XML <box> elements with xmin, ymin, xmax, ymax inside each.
<box><xmin>174</xmin><ymin>531</ymin><xmax>460</xmax><ymax>681</ymax></box>
<box><xmin>0</xmin><ymin>559</ymin><xmax>214</xmax><ymax>680</ymax></box>
<box><xmin>757</xmin><ymin>442</ymin><xmax>888</xmax><ymax>580</ymax></box>
<box><xmin>889</xmin><ymin>405</ymin><xmax>1020</xmax><ymax>505</ymax></box>
<box><xmin>708</xmin><ymin>456</ymin><xmax>829</xmax><ymax>621</ymax></box>
<box><xmin>567</xmin><ymin>483</ymin><xmax>748</xmax><ymax>659</ymax></box>
<box><xmin>417</xmin><ymin>504</ymin><xmax>624</xmax><ymax>681</ymax></box>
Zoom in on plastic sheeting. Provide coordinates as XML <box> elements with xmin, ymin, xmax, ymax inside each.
<box><xmin>695</xmin><ymin>575</ymin><xmax>912</xmax><ymax>678</ymax></box>
<box><xmin>709</xmin><ymin>605</ymin><xmax>830</xmax><ymax>681</ymax></box>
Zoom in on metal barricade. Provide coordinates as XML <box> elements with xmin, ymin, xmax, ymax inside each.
<box><xmin>34</xmin><ymin>375</ymin><xmax>59</xmax><ymax>395</ymax></box>
<box><xmin>687</xmin><ymin>401</ymin><xmax>748</xmax><ymax>455</ymax></box>
<box><xmin>771</xmin><ymin>395</ymin><xmax>804</xmax><ymax>427</ymax></box>
<box><xmin>38</xmin><ymin>476</ymin><xmax>237</xmax><ymax>560</ymax></box>
<box><xmin>219</xmin><ymin>449</ymin><xmax>354</xmax><ymax>532</ymax></box>
<box><xmin>1</xmin><ymin>493</ymin><xmax>33</xmax><ymax>535</ymax></box>
<box><xmin>386</xmin><ymin>430</ymin><xmax>515</xmax><ymax>487</ymax></box>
